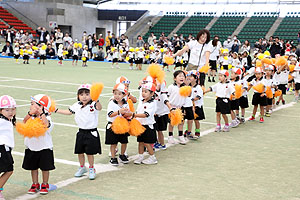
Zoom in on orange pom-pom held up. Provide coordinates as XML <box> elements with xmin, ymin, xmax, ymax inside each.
<box><xmin>164</xmin><ymin>56</ymin><xmax>175</xmax><ymax>65</ymax></box>
<box><xmin>252</xmin><ymin>83</ymin><xmax>264</xmax><ymax>93</ymax></box>
<box><xmin>289</xmin><ymin>65</ymin><xmax>295</xmax><ymax>72</ymax></box>
<box><xmin>234</xmin><ymin>84</ymin><xmax>243</xmax><ymax>99</ymax></box>
<box><xmin>49</xmin><ymin>98</ymin><xmax>56</xmax><ymax>113</ymax></box>
<box><xmin>271</xmin><ymin>58</ymin><xmax>276</xmax><ymax>64</ymax></box>
<box><xmin>256</xmin><ymin>60</ymin><xmax>262</xmax><ymax>67</ymax></box>
<box><xmin>129</xmin><ymin>118</ymin><xmax>146</xmax><ymax>137</ymax></box>
<box><xmin>274</xmin><ymin>90</ymin><xmax>282</xmax><ymax>97</ymax></box>
<box><xmin>199</xmin><ymin>64</ymin><xmax>210</xmax><ymax>73</ymax></box>
<box><xmin>147</xmin><ymin>64</ymin><xmax>165</xmax><ymax>83</ymax></box>
<box><xmin>261</xmin><ymin>58</ymin><xmax>272</xmax><ymax>65</ymax></box>
<box><xmin>127</xmin><ymin>99</ymin><xmax>135</xmax><ymax>112</ymax></box>
<box><xmin>168</xmin><ymin>108</ymin><xmax>183</xmax><ymax>126</ymax></box>
<box><xmin>111</xmin><ymin>116</ymin><xmax>130</xmax><ymax>134</ymax></box>
<box><xmin>275</xmin><ymin>57</ymin><xmax>288</xmax><ymax>67</ymax></box>
<box><xmin>266</xmin><ymin>86</ymin><xmax>273</xmax><ymax>99</ymax></box>
<box><xmin>16</xmin><ymin>118</ymin><xmax>48</xmax><ymax>138</ymax></box>
<box><xmin>90</xmin><ymin>83</ymin><xmax>104</xmax><ymax>101</ymax></box>
<box><xmin>179</xmin><ymin>86</ymin><xmax>192</xmax><ymax>97</ymax></box>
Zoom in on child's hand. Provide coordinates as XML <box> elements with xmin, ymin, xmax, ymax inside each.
<box><xmin>119</xmin><ymin>108</ymin><xmax>127</xmax><ymax>115</ymax></box>
<box><xmin>260</xmin><ymin>93</ymin><xmax>265</xmax><ymax>97</ymax></box>
<box><xmin>122</xmin><ymin>111</ymin><xmax>132</xmax><ymax>119</ymax></box>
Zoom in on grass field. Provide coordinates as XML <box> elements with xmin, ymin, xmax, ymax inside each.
<box><xmin>0</xmin><ymin>57</ymin><xmax>299</xmax><ymax>200</ymax></box>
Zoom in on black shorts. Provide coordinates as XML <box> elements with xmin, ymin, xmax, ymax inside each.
<box><xmin>0</xmin><ymin>145</ymin><xmax>14</xmax><ymax>173</ymax></box>
<box><xmin>230</xmin><ymin>99</ymin><xmax>240</xmax><ymax>111</ymax></box>
<box><xmin>194</xmin><ymin>106</ymin><xmax>205</xmax><ymax>120</ymax></box>
<box><xmin>163</xmin><ymin>63</ymin><xmax>168</xmax><ymax>67</ymax></box>
<box><xmin>267</xmin><ymin>98</ymin><xmax>273</xmax><ymax>106</ymax></box>
<box><xmin>105</xmin><ymin>123</ymin><xmax>129</xmax><ymax>145</ymax></box>
<box><xmin>113</xmin><ymin>58</ymin><xmax>118</xmax><ymax>63</ymax></box>
<box><xmin>14</xmin><ymin>54</ymin><xmax>20</xmax><ymax>59</ymax></box>
<box><xmin>73</xmin><ymin>55</ymin><xmax>78</xmax><ymax>61</ymax></box>
<box><xmin>40</xmin><ymin>55</ymin><xmax>46</xmax><ymax>60</ymax></box>
<box><xmin>75</xmin><ymin>128</ymin><xmax>101</xmax><ymax>155</ymax></box>
<box><xmin>154</xmin><ymin>114</ymin><xmax>169</xmax><ymax>131</ymax></box>
<box><xmin>175</xmin><ymin>62</ymin><xmax>182</xmax><ymax>68</ymax></box>
<box><xmin>135</xmin><ymin>58</ymin><xmax>143</xmax><ymax>64</ymax></box>
<box><xmin>23</xmin><ymin>55</ymin><xmax>29</xmax><ymax>60</ymax></box>
<box><xmin>149</xmin><ymin>59</ymin><xmax>155</xmax><ymax>64</ymax></box>
<box><xmin>22</xmin><ymin>149</ymin><xmax>55</xmax><ymax>171</ymax></box>
<box><xmin>252</xmin><ymin>93</ymin><xmax>267</xmax><ymax>106</ymax></box>
<box><xmin>239</xmin><ymin>96</ymin><xmax>249</xmax><ymax>109</ymax></box>
<box><xmin>223</xmin><ymin>65</ymin><xmax>228</xmax><ymax>70</ymax></box>
<box><xmin>288</xmin><ymin>79</ymin><xmax>294</xmax><ymax>83</ymax></box>
<box><xmin>216</xmin><ymin>98</ymin><xmax>231</xmax><ymax>114</ymax></box>
<box><xmin>129</xmin><ymin>58</ymin><xmax>134</xmax><ymax>64</ymax></box>
<box><xmin>278</xmin><ymin>84</ymin><xmax>287</xmax><ymax>95</ymax></box>
<box><xmin>295</xmin><ymin>83</ymin><xmax>300</xmax><ymax>90</ymax></box>
<box><xmin>58</xmin><ymin>56</ymin><xmax>63</xmax><ymax>61</ymax></box>
<box><xmin>182</xmin><ymin>106</ymin><xmax>194</xmax><ymax>120</ymax></box>
<box><xmin>183</xmin><ymin>61</ymin><xmax>188</xmax><ymax>68</ymax></box>
<box><xmin>209</xmin><ymin>60</ymin><xmax>217</xmax><ymax>71</ymax></box>
<box><xmin>137</xmin><ymin>125</ymin><xmax>157</xmax><ymax>144</ymax></box>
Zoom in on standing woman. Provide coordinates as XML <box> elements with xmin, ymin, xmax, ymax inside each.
<box><xmin>173</xmin><ymin>29</ymin><xmax>212</xmax><ymax>86</ymax></box>
<box><xmin>54</xmin><ymin>29</ymin><xmax>63</xmax><ymax>52</ymax></box>
<box><xmin>208</xmin><ymin>35</ymin><xmax>221</xmax><ymax>82</ymax></box>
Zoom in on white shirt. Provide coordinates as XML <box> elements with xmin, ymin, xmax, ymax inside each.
<box><xmin>274</xmin><ymin>70</ymin><xmax>289</xmax><ymax>84</ymax></box>
<box><xmin>106</xmin><ymin>100</ymin><xmax>129</xmax><ymax>122</ymax></box>
<box><xmin>176</xmin><ymin>55</ymin><xmax>182</xmax><ymax>63</ymax></box>
<box><xmin>182</xmin><ymin>52</ymin><xmax>189</xmax><ymax>61</ymax></box>
<box><xmin>187</xmin><ymin>40</ymin><xmax>212</xmax><ymax>68</ymax></box>
<box><xmin>57</xmin><ymin>48</ymin><xmax>63</xmax><ymax>57</ymax></box>
<box><xmin>136</xmin><ymin>51</ymin><xmax>144</xmax><ymax>59</ymax></box>
<box><xmin>73</xmin><ymin>48</ymin><xmax>79</xmax><ymax>56</ymax></box>
<box><xmin>220</xmin><ymin>56</ymin><xmax>229</xmax><ymax>65</ymax></box>
<box><xmin>82</xmin><ymin>50</ymin><xmax>88</xmax><ymax>58</ymax></box>
<box><xmin>39</xmin><ymin>48</ymin><xmax>46</xmax><ymax>55</ymax></box>
<box><xmin>192</xmin><ymin>85</ymin><xmax>204</xmax><ymax>107</ymax></box>
<box><xmin>69</xmin><ymin>101</ymin><xmax>99</xmax><ymax>129</ymax></box>
<box><xmin>149</xmin><ymin>52</ymin><xmax>156</xmax><ymax>59</ymax></box>
<box><xmin>168</xmin><ymin>84</ymin><xmax>186</xmax><ymax>108</ymax></box>
<box><xmin>155</xmin><ymin>82</ymin><xmax>170</xmax><ymax>116</ymax></box>
<box><xmin>24</xmin><ymin>116</ymin><xmax>54</xmax><ymax>151</ymax></box>
<box><xmin>14</xmin><ymin>47</ymin><xmax>20</xmax><ymax>55</ymax></box>
<box><xmin>209</xmin><ymin>40</ymin><xmax>221</xmax><ymax>61</ymax></box>
<box><xmin>136</xmin><ymin>99</ymin><xmax>156</xmax><ymax>129</ymax></box>
<box><xmin>112</xmin><ymin>51</ymin><xmax>119</xmax><ymax>59</ymax></box>
<box><xmin>231</xmin><ymin>58</ymin><xmax>241</xmax><ymax>68</ymax></box>
<box><xmin>292</xmin><ymin>71</ymin><xmax>300</xmax><ymax>83</ymax></box>
<box><xmin>0</xmin><ymin>117</ymin><xmax>14</xmax><ymax>149</ymax></box>
<box><xmin>264</xmin><ymin>77</ymin><xmax>276</xmax><ymax>93</ymax></box>
<box><xmin>211</xmin><ymin>82</ymin><xmax>235</xmax><ymax>98</ymax></box>
<box><xmin>128</xmin><ymin>52</ymin><xmax>135</xmax><ymax>59</ymax></box>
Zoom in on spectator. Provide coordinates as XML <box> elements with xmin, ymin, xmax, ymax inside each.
<box><xmin>46</xmin><ymin>44</ymin><xmax>56</xmax><ymax>59</ymax></box>
<box><xmin>147</xmin><ymin>20</ymin><xmax>153</xmax><ymax>30</ymax></box>
<box><xmin>223</xmin><ymin>36</ymin><xmax>232</xmax><ymax>51</ymax></box>
<box><xmin>148</xmin><ymin>32</ymin><xmax>156</xmax><ymax>46</ymax></box>
<box><xmin>240</xmin><ymin>40</ymin><xmax>250</xmax><ymax>53</ymax></box>
<box><xmin>231</xmin><ymin>40</ymin><xmax>240</xmax><ymax>53</ymax></box>
<box><xmin>110</xmin><ymin>33</ymin><xmax>118</xmax><ymax>47</ymax></box>
<box><xmin>82</xmin><ymin>31</ymin><xmax>88</xmax><ymax>45</ymax></box>
<box><xmin>98</xmin><ymin>34</ymin><xmax>104</xmax><ymax>48</ymax></box>
<box><xmin>94</xmin><ymin>47</ymin><xmax>105</xmax><ymax>61</ymax></box>
<box><xmin>63</xmin><ymin>33</ymin><xmax>72</xmax><ymax>48</ymax></box>
<box><xmin>298</xmin><ymin>30</ymin><xmax>300</xmax><ymax>44</ymax></box>
<box><xmin>1</xmin><ymin>41</ymin><xmax>13</xmax><ymax>56</ymax></box>
<box><xmin>21</xmin><ymin>31</ymin><xmax>31</xmax><ymax>44</ymax></box>
<box><xmin>105</xmin><ymin>31</ymin><xmax>111</xmax><ymax>52</ymax></box>
<box><xmin>54</xmin><ymin>28</ymin><xmax>63</xmax><ymax>51</ymax></box>
<box><xmin>4</xmin><ymin>29</ymin><xmax>15</xmax><ymax>43</ymax></box>
<box><xmin>86</xmin><ymin>35</ymin><xmax>96</xmax><ymax>58</ymax></box>
<box><xmin>36</xmin><ymin>27</ymin><xmax>49</xmax><ymax>44</ymax></box>
<box><xmin>269</xmin><ymin>37</ymin><xmax>282</xmax><ymax>57</ymax></box>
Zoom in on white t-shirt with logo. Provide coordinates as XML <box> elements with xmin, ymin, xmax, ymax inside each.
<box><xmin>187</xmin><ymin>40</ymin><xmax>212</xmax><ymax>69</ymax></box>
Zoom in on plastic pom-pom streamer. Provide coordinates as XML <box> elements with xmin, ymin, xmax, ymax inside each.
<box><xmin>262</xmin><ymin>58</ymin><xmax>272</xmax><ymax>65</ymax></box>
<box><xmin>129</xmin><ymin>118</ymin><xmax>146</xmax><ymax>137</ymax></box>
<box><xmin>49</xmin><ymin>98</ymin><xmax>56</xmax><ymax>113</ymax></box>
<box><xmin>16</xmin><ymin>118</ymin><xmax>47</xmax><ymax>138</ymax></box>
<box><xmin>274</xmin><ymin>90</ymin><xmax>282</xmax><ymax>97</ymax></box>
<box><xmin>147</xmin><ymin>64</ymin><xmax>165</xmax><ymax>83</ymax></box>
<box><xmin>266</xmin><ymin>86</ymin><xmax>273</xmax><ymax>99</ymax></box>
<box><xmin>234</xmin><ymin>84</ymin><xmax>243</xmax><ymax>99</ymax></box>
<box><xmin>168</xmin><ymin>108</ymin><xmax>183</xmax><ymax>126</ymax></box>
<box><xmin>127</xmin><ymin>99</ymin><xmax>135</xmax><ymax>112</ymax></box>
<box><xmin>179</xmin><ymin>86</ymin><xmax>192</xmax><ymax>97</ymax></box>
<box><xmin>253</xmin><ymin>83</ymin><xmax>264</xmax><ymax>93</ymax></box>
<box><xmin>164</xmin><ymin>56</ymin><xmax>175</xmax><ymax>65</ymax></box>
<box><xmin>111</xmin><ymin>116</ymin><xmax>129</xmax><ymax>134</ymax></box>
<box><xmin>289</xmin><ymin>65</ymin><xmax>295</xmax><ymax>72</ymax></box>
<box><xmin>90</xmin><ymin>83</ymin><xmax>104</xmax><ymax>101</ymax></box>
<box><xmin>199</xmin><ymin>64</ymin><xmax>210</xmax><ymax>73</ymax></box>
<box><xmin>275</xmin><ymin>57</ymin><xmax>287</xmax><ymax>67</ymax></box>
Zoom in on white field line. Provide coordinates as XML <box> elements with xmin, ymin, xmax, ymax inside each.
<box><xmin>13</xmin><ymin>102</ymin><xmax>295</xmax><ymax>200</ymax></box>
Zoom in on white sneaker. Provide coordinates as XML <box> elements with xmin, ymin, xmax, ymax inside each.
<box><xmin>89</xmin><ymin>167</ymin><xmax>96</xmax><ymax>180</ymax></box>
<box><xmin>74</xmin><ymin>166</ymin><xmax>87</xmax><ymax>177</ymax></box>
<box><xmin>178</xmin><ymin>136</ymin><xmax>187</xmax><ymax>145</ymax></box>
<box><xmin>142</xmin><ymin>155</ymin><xmax>158</xmax><ymax>165</ymax></box>
<box><xmin>116</xmin><ymin>65</ymin><xmax>120</xmax><ymax>69</ymax></box>
<box><xmin>111</xmin><ymin>65</ymin><xmax>114</xmax><ymax>68</ymax></box>
<box><xmin>134</xmin><ymin>155</ymin><xmax>144</xmax><ymax>165</ymax></box>
<box><xmin>0</xmin><ymin>192</ymin><xmax>5</xmax><ymax>200</ymax></box>
<box><xmin>129</xmin><ymin>66</ymin><xmax>133</xmax><ymax>70</ymax></box>
<box><xmin>168</xmin><ymin>136</ymin><xmax>175</xmax><ymax>144</ymax></box>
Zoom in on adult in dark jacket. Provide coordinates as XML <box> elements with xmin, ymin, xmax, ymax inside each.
<box><xmin>36</xmin><ymin>27</ymin><xmax>49</xmax><ymax>44</ymax></box>
<box><xmin>1</xmin><ymin>41</ymin><xmax>13</xmax><ymax>56</ymax></box>
<box><xmin>269</xmin><ymin>37</ymin><xmax>282</xmax><ymax>58</ymax></box>
<box><xmin>46</xmin><ymin>44</ymin><xmax>56</xmax><ymax>59</ymax></box>
<box><xmin>4</xmin><ymin>29</ymin><xmax>15</xmax><ymax>43</ymax></box>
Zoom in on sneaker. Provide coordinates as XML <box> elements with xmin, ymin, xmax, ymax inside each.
<box><xmin>186</xmin><ymin>132</ymin><xmax>195</xmax><ymax>139</ymax></box>
<box><xmin>212</xmin><ymin>77</ymin><xmax>215</xmax><ymax>82</ymax></box>
<box><xmin>129</xmin><ymin>66</ymin><xmax>133</xmax><ymax>70</ymax></box>
<box><xmin>249</xmin><ymin>116</ymin><xmax>255</xmax><ymax>121</ymax></box>
<box><xmin>276</xmin><ymin>101</ymin><xmax>280</xmax><ymax>105</ymax></box>
<box><xmin>208</xmin><ymin>77</ymin><xmax>211</xmax><ymax>82</ymax></box>
<box><xmin>154</xmin><ymin>142</ymin><xmax>160</xmax><ymax>149</ymax></box>
<box><xmin>195</xmin><ymin>132</ymin><xmax>200</xmax><ymax>139</ymax></box>
<box><xmin>40</xmin><ymin>183</ymin><xmax>49</xmax><ymax>195</ymax></box>
<box><xmin>265</xmin><ymin>112</ymin><xmax>271</xmax><ymax>117</ymax></box>
<box><xmin>259</xmin><ymin>117</ymin><xmax>264</xmax><ymax>123</ymax></box>
<box><xmin>0</xmin><ymin>192</ymin><xmax>4</xmax><ymax>200</ymax></box>
<box><xmin>89</xmin><ymin>167</ymin><xmax>96</xmax><ymax>180</ymax></box>
<box><xmin>28</xmin><ymin>183</ymin><xmax>40</xmax><ymax>194</ymax></box>
<box><xmin>282</xmin><ymin>100</ymin><xmax>286</xmax><ymax>105</ymax></box>
<box><xmin>168</xmin><ymin>136</ymin><xmax>175</xmax><ymax>144</ymax></box>
<box><xmin>142</xmin><ymin>155</ymin><xmax>158</xmax><ymax>165</ymax></box>
<box><xmin>214</xmin><ymin>126</ymin><xmax>221</xmax><ymax>132</ymax></box>
<box><xmin>222</xmin><ymin>125</ymin><xmax>230</xmax><ymax>132</ymax></box>
<box><xmin>110</xmin><ymin>158</ymin><xmax>119</xmax><ymax>166</ymax></box>
<box><xmin>134</xmin><ymin>155</ymin><xmax>144</xmax><ymax>165</ymax></box>
<box><xmin>74</xmin><ymin>166</ymin><xmax>87</xmax><ymax>177</ymax></box>
<box><xmin>160</xmin><ymin>144</ymin><xmax>167</xmax><ymax>150</ymax></box>
<box><xmin>178</xmin><ymin>135</ymin><xmax>187</xmax><ymax>145</ymax></box>
<box><xmin>119</xmin><ymin>155</ymin><xmax>129</xmax><ymax>164</ymax></box>
<box><xmin>240</xmin><ymin>117</ymin><xmax>245</xmax><ymax>123</ymax></box>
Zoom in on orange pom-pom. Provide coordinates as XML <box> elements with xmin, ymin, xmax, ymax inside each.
<box><xmin>262</xmin><ymin>58</ymin><xmax>272</xmax><ymax>65</ymax></box>
<box><xmin>194</xmin><ymin>113</ymin><xmax>199</xmax><ymax>119</ymax></box>
<box><xmin>253</xmin><ymin>83</ymin><xmax>264</xmax><ymax>93</ymax></box>
<box><xmin>111</xmin><ymin>116</ymin><xmax>129</xmax><ymax>134</ymax></box>
<box><xmin>275</xmin><ymin>57</ymin><xmax>287</xmax><ymax>67</ymax></box>
<box><xmin>199</xmin><ymin>64</ymin><xmax>210</xmax><ymax>73</ymax></box>
<box><xmin>234</xmin><ymin>84</ymin><xmax>243</xmax><ymax>99</ymax></box>
<box><xmin>129</xmin><ymin>118</ymin><xmax>146</xmax><ymax>137</ymax></box>
<box><xmin>275</xmin><ymin>90</ymin><xmax>282</xmax><ymax>97</ymax></box>
<box><xmin>266</xmin><ymin>86</ymin><xmax>273</xmax><ymax>99</ymax></box>
<box><xmin>164</xmin><ymin>56</ymin><xmax>175</xmax><ymax>65</ymax></box>
<box><xmin>49</xmin><ymin>98</ymin><xmax>56</xmax><ymax>113</ymax></box>
<box><xmin>288</xmin><ymin>74</ymin><xmax>293</xmax><ymax>80</ymax></box>
<box><xmin>289</xmin><ymin>65</ymin><xmax>295</xmax><ymax>72</ymax></box>
<box><xmin>90</xmin><ymin>83</ymin><xmax>104</xmax><ymax>101</ymax></box>
<box><xmin>127</xmin><ymin>99</ymin><xmax>135</xmax><ymax>112</ymax></box>
<box><xmin>271</xmin><ymin>58</ymin><xmax>276</xmax><ymax>64</ymax></box>
<box><xmin>179</xmin><ymin>86</ymin><xmax>192</xmax><ymax>97</ymax></box>
<box><xmin>147</xmin><ymin>64</ymin><xmax>165</xmax><ymax>83</ymax></box>
<box><xmin>16</xmin><ymin>118</ymin><xmax>48</xmax><ymax>138</ymax></box>
<box><xmin>168</xmin><ymin>108</ymin><xmax>183</xmax><ymax>126</ymax></box>
<box><xmin>256</xmin><ymin>60</ymin><xmax>262</xmax><ymax>67</ymax></box>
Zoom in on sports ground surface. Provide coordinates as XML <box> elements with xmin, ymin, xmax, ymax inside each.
<box><xmin>0</xmin><ymin>57</ymin><xmax>299</xmax><ymax>200</ymax></box>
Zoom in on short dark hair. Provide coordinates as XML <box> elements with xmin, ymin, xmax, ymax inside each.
<box><xmin>173</xmin><ymin>70</ymin><xmax>186</xmax><ymax>79</ymax></box>
<box><xmin>77</xmin><ymin>88</ymin><xmax>90</xmax><ymax>101</ymax></box>
<box><xmin>196</xmin><ymin>29</ymin><xmax>210</xmax><ymax>44</ymax></box>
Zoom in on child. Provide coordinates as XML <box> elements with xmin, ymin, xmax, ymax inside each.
<box><xmin>274</xmin><ymin>63</ymin><xmax>289</xmax><ymax>105</ymax></box>
<box><xmin>182</xmin><ymin>51</ymin><xmax>189</xmax><ymax>71</ymax></box>
<box><xmin>162</xmin><ymin>48</ymin><xmax>172</xmax><ymax>72</ymax></box>
<box><xmin>112</xmin><ymin>47</ymin><xmax>119</xmax><ymax>69</ymax></box>
<box><xmin>72</xmin><ymin>44</ymin><xmax>79</xmax><ymax>66</ymax></box>
<box><xmin>57</xmin><ymin>44</ymin><xmax>64</xmax><ymax>66</ymax></box>
<box><xmin>135</xmin><ymin>47</ymin><xmax>144</xmax><ymax>70</ymax></box>
<box><xmin>106</xmin><ymin>83</ymin><xmax>130</xmax><ymax>166</ymax></box>
<box><xmin>55</xmin><ymin>84</ymin><xmax>102</xmax><ymax>180</ymax></box>
<box><xmin>23</xmin><ymin>44</ymin><xmax>32</xmax><ymax>64</ymax></box>
<box><xmin>149</xmin><ymin>47</ymin><xmax>156</xmax><ymax>64</ymax></box>
<box><xmin>38</xmin><ymin>43</ymin><xmax>46</xmax><ymax>65</ymax></box>
<box><xmin>128</xmin><ymin>47</ymin><xmax>135</xmax><ymax>69</ymax></box>
<box><xmin>183</xmin><ymin>75</ymin><xmax>195</xmax><ymax>139</ymax></box>
<box><xmin>204</xmin><ymin>70</ymin><xmax>234</xmax><ymax>132</ymax></box>
<box><xmin>229</xmin><ymin>68</ymin><xmax>242</xmax><ymax>128</ymax></box>
<box><xmin>82</xmin><ymin>45</ymin><xmax>89</xmax><ymax>67</ymax></box>
<box><xmin>0</xmin><ymin>95</ymin><xmax>16</xmax><ymax>199</ymax></box>
<box><xmin>231</xmin><ymin>52</ymin><xmax>242</xmax><ymax>69</ymax></box>
<box><xmin>291</xmin><ymin>65</ymin><xmax>300</xmax><ymax>102</ymax></box>
<box><xmin>174</xmin><ymin>55</ymin><xmax>183</xmax><ymax>71</ymax></box>
<box><xmin>248</xmin><ymin>67</ymin><xmax>267</xmax><ymax>123</ymax></box>
<box><xmin>220</xmin><ymin>49</ymin><xmax>229</xmax><ymax>70</ymax></box>
<box><xmin>287</xmin><ymin>57</ymin><xmax>297</xmax><ymax>93</ymax></box>
<box><xmin>237</xmin><ymin>73</ymin><xmax>249</xmax><ymax>124</ymax></box>
<box><xmin>14</xmin><ymin>43</ymin><xmax>20</xmax><ymax>64</ymax></box>
<box><xmin>167</xmin><ymin>70</ymin><xmax>188</xmax><ymax>144</ymax></box>
<box><xmin>116</xmin><ymin>76</ymin><xmax>137</xmax><ymax>103</ymax></box>
<box><xmin>264</xmin><ymin>65</ymin><xmax>276</xmax><ymax>116</ymax></box>
<box><xmin>22</xmin><ymin>94</ymin><xmax>55</xmax><ymax>195</ymax></box>
<box><xmin>188</xmin><ymin>70</ymin><xmax>205</xmax><ymax>139</ymax></box>
<box><xmin>132</xmin><ymin>82</ymin><xmax>158</xmax><ymax>165</ymax></box>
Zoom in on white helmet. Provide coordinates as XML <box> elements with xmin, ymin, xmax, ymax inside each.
<box><xmin>0</xmin><ymin>95</ymin><xmax>17</xmax><ymax>108</ymax></box>
<box><xmin>31</xmin><ymin>94</ymin><xmax>51</xmax><ymax>112</ymax></box>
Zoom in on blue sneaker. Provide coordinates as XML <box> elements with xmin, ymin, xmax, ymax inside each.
<box><xmin>74</xmin><ymin>166</ymin><xmax>87</xmax><ymax>177</ymax></box>
<box><xmin>89</xmin><ymin>167</ymin><xmax>96</xmax><ymax>180</ymax></box>
<box><xmin>160</xmin><ymin>144</ymin><xmax>167</xmax><ymax>150</ymax></box>
<box><xmin>154</xmin><ymin>142</ymin><xmax>160</xmax><ymax>149</ymax></box>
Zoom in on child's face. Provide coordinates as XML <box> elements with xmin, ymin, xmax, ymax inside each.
<box><xmin>188</xmin><ymin>75</ymin><xmax>196</xmax><ymax>83</ymax></box>
<box><xmin>174</xmin><ymin>73</ymin><xmax>186</xmax><ymax>85</ymax></box>
<box><xmin>232</xmin><ymin>54</ymin><xmax>237</xmax><ymax>59</ymax></box>
<box><xmin>113</xmin><ymin>90</ymin><xmax>125</xmax><ymax>102</ymax></box>
<box><xmin>219</xmin><ymin>74</ymin><xmax>226</xmax><ymax>82</ymax></box>
<box><xmin>142</xmin><ymin>88</ymin><xmax>152</xmax><ymax>100</ymax></box>
<box><xmin>265</xmin><ymin>70</ymin><xmax>272</xmax><ymax>76</ymax></box>
<box><xmin>291</xmin><ymin>60</ymin><xmax>297</xmax><ymax>65</ymax></box>
<box><xmin>124</xmin><ymin>83</ymin><xmax>129</xmax><ymax>88</ymax></box>
<box><xmin>30</xmin><ymin>101</ymin><xmax>43</xmax><ymax>115</ymax></box>
<box><xmin>78</xmin><ymin>91</ymin><xmax>91</xmax><ymax>104</ymax></box>
<box><xmin>231</xmin><ymin>72</ymin><xmax>238</xmax><ymax>79</ymax></box>
<box><xmin>255</xmin><ymin>72</ymin><xmax>263</xmax><ymax>79</ymax></box>
<box><xmin>0</xmin><ymin>108</ymin><xmax>16</xmax><ymax>120</ymax></box>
